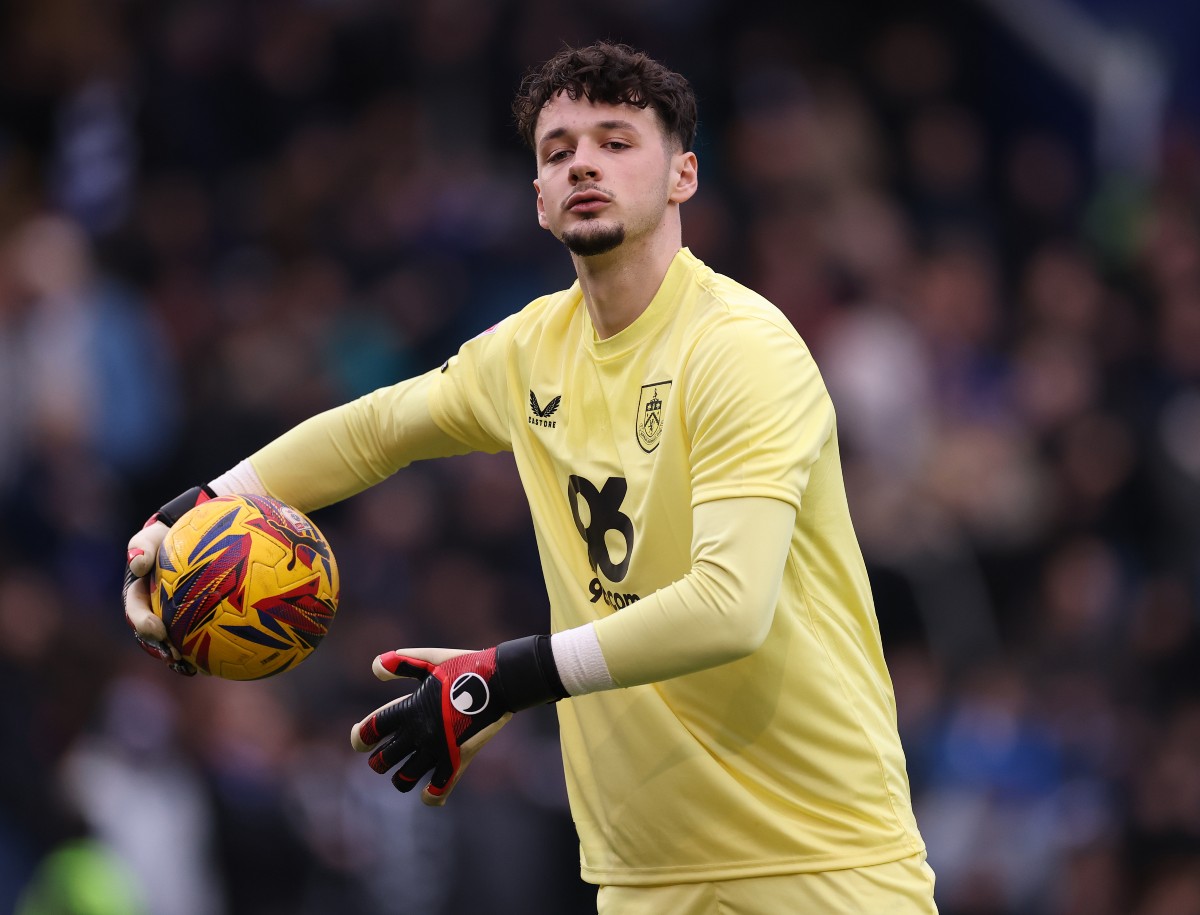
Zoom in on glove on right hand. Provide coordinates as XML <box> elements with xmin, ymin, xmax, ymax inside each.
<box><xmin>122</xmin><ymin>484</ymin><xmax>215</xmax><ymax>675</ymax></box>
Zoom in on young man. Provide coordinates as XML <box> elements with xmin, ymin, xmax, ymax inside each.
<box><xmin>124</xmin><ymin>42</ymin><xmax>937</xmax><ymax>914</ymax></box>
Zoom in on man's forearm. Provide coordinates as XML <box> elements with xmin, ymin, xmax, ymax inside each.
<box><xmin>246</xmin><ymin>370</ymin><xmax>471</xmax><ymax>512</ymax></box>
<box><xmin>590</xmin><ymin>496</ymin><xmax>796</xmax><ymax>688</ymax></box>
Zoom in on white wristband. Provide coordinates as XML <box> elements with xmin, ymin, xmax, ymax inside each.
<box><xmin>551</xmin><ymin>624</ymin><xmax>615</xmax><ymax>696</ymax></box>
<box><xmin>207</xmin><ymin>459</ymin><xmax>270</xmax><ymax>498</ymax></box>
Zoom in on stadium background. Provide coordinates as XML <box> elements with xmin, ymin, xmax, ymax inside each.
<box><xmin>1</xmin><ymin>0</ymin><xmax>1199</xmax><ymax>912</ymax></box>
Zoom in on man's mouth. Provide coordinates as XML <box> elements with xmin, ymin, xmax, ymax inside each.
<box><xmin>565</xmin><ymin>189</ymin><xmax>611</xmax><ymax>212</ymax></box>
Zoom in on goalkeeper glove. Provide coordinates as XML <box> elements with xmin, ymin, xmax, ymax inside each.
<box><xmin>122</xmin><ymin>484</ymin><xmax>216</xmax><ymax>675</ymax></box>
<box><xmin>351</xmin><ymin>638</ymin><xmax>568</xmax><ymax>805</ymax></box>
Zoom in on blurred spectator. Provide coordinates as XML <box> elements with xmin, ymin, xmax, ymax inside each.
<box><xmin>0</xmin><ymin>213</ymin><xmax>178</xmax><ymax>480</ymax></box>
<box><xmin>0</xmin><ymin>568</ymin><xmax>84</xmax><ymax>913</ymax></box>
<box><xmin>15</xmin><ymin>838</ymin><xmax>144</xmax><ymax>915</ymax></box>
<box><xmin>59</xmin><ymin>674</ymin><xmax>224</xmax><ymax>915</ymax></box>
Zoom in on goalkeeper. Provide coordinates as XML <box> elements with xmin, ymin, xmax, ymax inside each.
<box><xmin>124</xmin><ymin>41</ymin><xmax>937</xmax><ymax>914</ymax></box>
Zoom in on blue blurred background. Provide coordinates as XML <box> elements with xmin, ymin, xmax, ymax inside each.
<box><xmin>1</xmin><ymin>1</ymin><xmax>1199</xmax><ymax>913</ymax></box>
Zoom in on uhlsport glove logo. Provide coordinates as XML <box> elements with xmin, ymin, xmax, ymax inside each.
<box><xmin>450</xmin><ymin>672</ymin><xmax>491</xmax><ymax>714</ymax></box>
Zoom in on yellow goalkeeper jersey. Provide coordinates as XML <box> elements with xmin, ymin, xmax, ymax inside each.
<box><xmin>252</xmin><ymin>248</ymin><xmax>925</xmax><ymax>885</ymax></box>
<box><xmin>425</xmin><ymin>249</ymin><xmax>925</xmax><ymax>884</ymax></box>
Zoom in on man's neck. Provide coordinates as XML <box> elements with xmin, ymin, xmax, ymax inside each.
<box><xmin>574</xmin><ymin>232</ymin><xmax>682</xmax><ymax>340</ymax></box>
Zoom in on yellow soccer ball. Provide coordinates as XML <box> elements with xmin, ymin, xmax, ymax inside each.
<box><xmin>151</xmin><ymin>494</ymin><xmax>339</xmax><ymax>680</ymax></box>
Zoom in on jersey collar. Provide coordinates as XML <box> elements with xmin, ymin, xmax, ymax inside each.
<box><xmin>582</xmin><ymin>248</ymin><xmax>697</xmax><ymax>361</ymax></box>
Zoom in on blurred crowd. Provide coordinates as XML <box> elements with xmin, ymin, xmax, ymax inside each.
<box><xmin>1</xmin><ymin>1</ymin><xmax>1199</xmax><ymax>913</ymax></box>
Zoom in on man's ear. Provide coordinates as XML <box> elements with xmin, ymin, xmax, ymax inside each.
<box><xmin>669</xmin><ymin>151</ymin><xmax>699</xmax><ymax>205</ymax></box>
<box><xmin>534</xmin><ymin>178</ymin><xmax>550</xmax><ymax>230</ymax></box>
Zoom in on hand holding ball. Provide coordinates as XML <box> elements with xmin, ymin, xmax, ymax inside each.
<box><xmin>151</xmin><ymin>494</ymin><xmax>339</xmax><ymax>680</ymax></box>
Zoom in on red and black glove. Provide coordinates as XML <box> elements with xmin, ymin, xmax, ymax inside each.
<box><xmin>351</xmin><ymin>637</ymin><xmax>568</xmax><ymax>805</ymax></box>
<box><xmin>122</xmin><ymin>484</ymin><xmax>216</xmax><ymax>675</ymax></box>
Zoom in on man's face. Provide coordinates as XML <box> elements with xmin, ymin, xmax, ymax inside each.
<box><xmin>532</xmin><ymin>93</ymin><xmax>693</xmax><ymax>258</ymax></box>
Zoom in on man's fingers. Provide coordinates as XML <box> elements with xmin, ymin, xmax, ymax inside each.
<box><xmin>124</xmin><ymin>502</ymin><xmax>201</xmax><ymax>676</ymax></box>
<box><xmin>372</xmin><ymin>647</ymin><xmax>473</xmax><ymax>681</ymax></box>
<box><xmin>372</xmin><ymin>652</ymin><xmax>435</xmax><ymax>682</ymax></box>
<box><xmin>124</xmin><ymin>518</ymin><xmax>174</xmax><ymax>644</ymax></box>
<box><xmin>420</xmin><ymin>712</ymin><xmax>512</xmax><ymax>807</ymax></box>
<box><xmin>423</xmin><ymin>758</ymin><xmax>458</xmax><ymax>805</ymax></box>
<box><xmin>126</xmin><ymin>546</ymin><xmax>154</xmax><ymax>579</ymax></box>
<box><xmin>351</xmin><ymin>696</ymin><xmax>410</xmax><ymax>752</ymax></box>
<box><xmin>369</xmin><ymin>733</ymin><xmax>418</xmax><ymax>774</ymax></box>
<box><xmin>122</xmin><ymin>573</ymin><xmax>171</xmax><ymax>644</ymax></box>
<box><xmin>391</xmin><ymin>749</ymin><xmax>435</xmax><ymax>793</ymax></box>
<box><xmin>127</xmin><ymin>521</ymin><xmax>168</xmax><ymax>577</ymax></box>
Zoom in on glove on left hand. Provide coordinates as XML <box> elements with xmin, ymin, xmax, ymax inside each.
<box><xmin>351</xmin><ymin>637</ymin><xmax>566</xmax><ymax>806</ymax></box>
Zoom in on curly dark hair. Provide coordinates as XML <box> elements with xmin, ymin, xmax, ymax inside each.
<box><xmin>513</xmin><ymin>41</ymin><xmax>697</xmax><ymax>153</ymax></box>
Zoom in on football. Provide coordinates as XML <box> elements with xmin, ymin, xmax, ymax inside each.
<box><xmin>150</xmin><ymin>493</ymin><xmax>340</xmax><ymax>680</ymax></box>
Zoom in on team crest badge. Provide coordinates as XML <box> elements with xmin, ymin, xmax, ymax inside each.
<box><xmin>636</xmin><ymin>380</ymin><xmax>671</xmax><ymax>453</ymax></box>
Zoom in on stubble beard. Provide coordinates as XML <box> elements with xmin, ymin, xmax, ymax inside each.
<box><xmin>561</xmin><ymin>219</ymin><xmax>626</xmax><ymax>258</ymax></box>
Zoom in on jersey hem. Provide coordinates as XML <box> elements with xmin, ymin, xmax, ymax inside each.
<box><xmin>579</xmin><ymin>838</ymin><xmax>925</xmax><ymax>887</ymax></box>
<box><xmin>427</xmin><ymin>379</ymin><xmax>508</xmax><ymax>454</ymax></box>
<box><xmin>691</xmin><ymin>484</ymin><xmax>801</xmax><ymax>512</ymax></box>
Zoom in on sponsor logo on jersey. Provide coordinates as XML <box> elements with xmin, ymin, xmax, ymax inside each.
<box><xmin>568</xmin><ymin>474</ymin><xmax>640</xmax><ymax>608</ymax></box>
<box><xmin>635</xmin><ymin>380</ymin><xmax>671</xmax><ymax>452</ymax></box>
<box><xmin>569</xmin><ymin>475</ymin><xmax>633</xmax><ymax>581</ymax></box>
<box><xmin>528</xmin><ymin>390</ymin><xmax>561</xmax><ymax>428</ymax></box>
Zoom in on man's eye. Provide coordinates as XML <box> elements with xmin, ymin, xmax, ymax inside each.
<box><xmin>606</xmin><ymin>141</ymin><xmax>630</xmax><ymax>150</ymax></box>
<box><xmin>547</xmin><ymin>150</ymin><xmax>571</xmax><ymax>163</ymax></box>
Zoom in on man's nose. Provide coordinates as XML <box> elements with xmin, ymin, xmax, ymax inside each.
<box><xmin>569</xmin><ymin>145</ymin><xmax>601</xmax><ymax>182</ymax></box>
